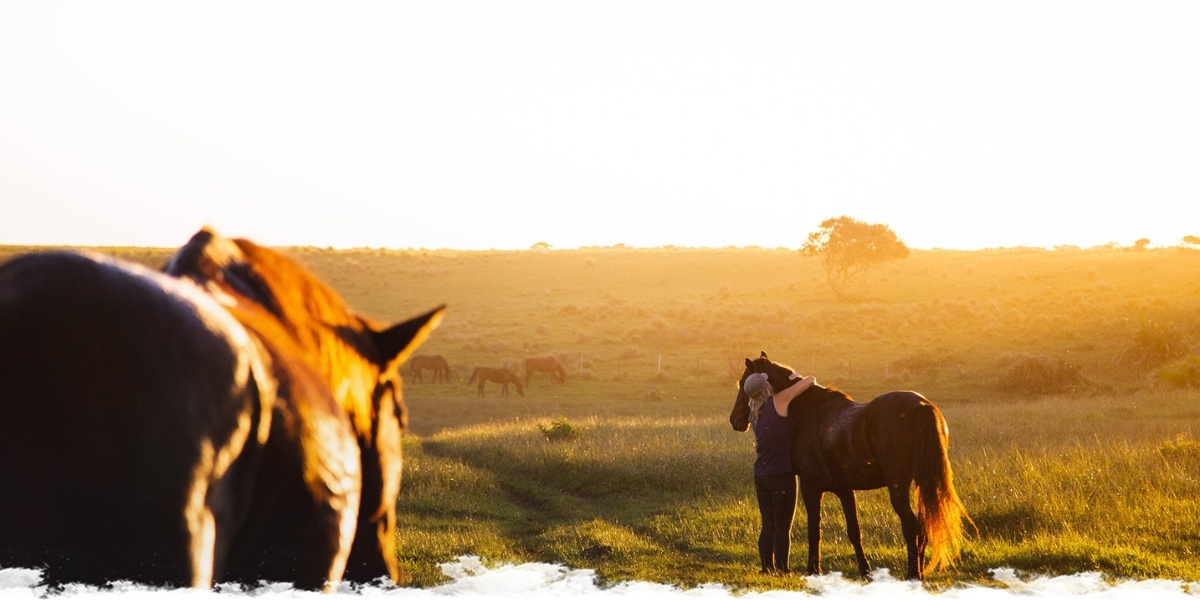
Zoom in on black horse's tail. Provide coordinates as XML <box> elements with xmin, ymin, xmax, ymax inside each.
<box><xmin>912</xmin><ymin>401</ymin><xmax>974</xmax><ymax>575</ymax></box>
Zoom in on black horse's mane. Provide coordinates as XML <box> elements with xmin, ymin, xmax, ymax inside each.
<box><xmin>750</xmin><ymin>355</ymin><xmax>855</xmax><ymax>403</ymax></box>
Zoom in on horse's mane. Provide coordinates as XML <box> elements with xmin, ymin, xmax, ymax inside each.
<box><xmin>751</xmin><ymin>355</ymin><xmax>855</xmax><ymax>404</ymax></box>
<box><xmin>168</xmin><ymin>229</ymin><xmax>390</xmax><ymax>438</ymax></box>
<box><xmin>231</xmin><ymin>239</ymin><xmax>369</xmax><ymax>331</ymax></box>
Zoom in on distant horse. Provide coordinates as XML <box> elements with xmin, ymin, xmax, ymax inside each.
<box><xmin>410</xmin><ymin>354</ymin><xmax>451</xmax><ymax>383</ymax></box>
<box><xmin>165</xmin><ymin>228</ymin><xmax>445</xmax><ymax>588</ymax></box>
<box><xmin>469</xmin><ymin>367</ymin><xmax>524</xmax><ymax>397</ymax></box>
<box><xmin>0</xmin><ymin>229</ymin><xmax>445</xmax><ymax>591</ymax></box>
<box><xmin>730</xmin><ymin>352</ymin><xmax>972</xmax><ymax>580</ymax></box>
<box><xmin>525</xmin><ymin>356</ymin><xmax>566</xmax><ymax>386</ymax></box>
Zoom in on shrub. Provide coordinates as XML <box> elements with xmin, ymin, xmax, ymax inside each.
<box><xmin>1158</xmin><ymin>434</ymin><xmax>1200</xmax><ymax>464</ymax></box>
<box><xmin>1154</xmin><ymin>355</ymin><xmax>1200</xmax><ymax>389</ymax></box>
<box><xmin>538</xmin><ymin>419</ymin><xmax>580</xmax><ymax>442</ymax></box>
<box><xmin>1114</xmin><ymin>319</ymin><xmax>1191</xmax><ymax>368</ymax></box>
<box><xmin>999</xmin><ymin>354</ymin><xmax>1088</xmax><ymax>394</ymax></box>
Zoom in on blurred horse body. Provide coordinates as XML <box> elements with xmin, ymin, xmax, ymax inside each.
<box><xmin>469</xmin><ymin>367</ymin><xmax>524</xmax><ymax>397</ymax></box>
<box><xmin>0</xmin><ymin>229</ymin><xmax>444</xmax><ymax>590</ymax></box>
<box><xmin>524</xmin><ymin>356</ymin><xmax>566</xmax><ymax>386</ymax></box>
<box><xmin>0</xmin><ymin>250</ymin><xmax>272</xmax><ymax>588</ymax></box>
<box><xmin>730</xmin><ymin>352</ymin><xmax>972</xmax><ymax>580</ymax></box>
<box><xmin>410</xmin><ymin>354</ymin><xmax>451</xmax><ymax>383</ymax></box>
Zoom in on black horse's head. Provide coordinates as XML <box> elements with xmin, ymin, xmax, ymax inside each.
<box><xmin>729</xmin><ymin>351</ymin><xmax>802</xmax><ymax>432</ymax></box>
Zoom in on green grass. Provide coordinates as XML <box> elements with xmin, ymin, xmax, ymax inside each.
<box><xmin>4</xmin><ymin>241</ymin><xmax>1199</xmax><ymax>590</ymax></box>
<box><xmin>393</xmin><ymin>389</ymin><xmax>1200</xmax><ymax>590</ymax></box>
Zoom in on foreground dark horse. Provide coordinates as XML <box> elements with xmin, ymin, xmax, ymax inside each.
<box><xmin>0</xmin><ymin>229</ymin><xmax>444</xmax><ymax>590</ymax></box>
<box><xmin>524</xmin><ymin>356</ymin><xmax>566</xmax><ymax>386</ymax></box>
<box><xmin>730</xmin><ymin>352</ymin><xmax>972</xmax><ymax>580</ymax></box>
<box><xmin>469</xmin><ymin>367</ymin><xmax>524</xmax><ymax>397</ymax></box>
<box><xmin>410</xmin><ymin>354</ymin><xmax>451</xmax><ymax>383</ymax></box>
<box><xmin>165</xmin><ymin>229</ymin><xmax>444</xmax><ymax>588</ymax></box>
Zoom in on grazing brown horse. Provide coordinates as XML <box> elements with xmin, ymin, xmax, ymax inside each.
<box><xmin>469</xmin><ymin>367</ymin><xmax>524</xmax><ymax>397</ymax></box>
<box><xmin>0</xmin><ymin>229</ymin><xmax>444</xmax><ymax>590</ymax></box>
<box><xmin>165</xmin><ymin>228</ymin><xmax>445</xmax><ymax>588</ymax></box>
<box><xmin>525</xmin><ymin>356</ymin><xmax>566</xmax><ymax>386</ymax></box>
<box><xmin>729</xmin><ymin>352</ymin><xmax>972</xmax><ymax>580</ymax></box>
<box><xmin>410</xmin><ymin>354</ymin><xmax>451</xmax><ymax>383</ymax></box>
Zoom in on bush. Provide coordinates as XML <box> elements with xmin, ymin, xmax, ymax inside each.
<box><xmin>1154</xmin><ymin>355</ymin><xmax>1200</xmax><ymax>389</ymax></box>
<box><xmin>999</xmin><ymin>354</ymin><xmax>1088</xmax><ymax>394</ymax></box>
<box><xmin>1158</xmin><ymin>434</ymin><xmax>1200</xmax><ymax>464</ymax></box>
<box><xmin>1114</xmin><ymin>319</ymin><xmax>1191</xmax><ymax>368</ymax></box>
<box><xmin>538</xmin><ymin>419</ymin><xmax>580</xmax><ymax>442</ymax></box>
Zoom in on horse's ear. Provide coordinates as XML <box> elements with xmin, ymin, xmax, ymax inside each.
<box><xmin>760</xmin><ymin>351</ymin><xmax>769</xmax><ymax>359</ymax></box>
<box><xmin>374</xmin><ymin>305</ymin><xmax>447</xmax><ymax>373</ymax></box>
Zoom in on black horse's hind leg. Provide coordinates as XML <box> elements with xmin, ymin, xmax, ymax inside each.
<box><xmin>887</xmin><ymin>484</ymin><xmax>923</xmax><ymax>580</ymax></box>
<box><xmin>800</xmin><ymin>481</ymin><xmax>824</xmax><ymax>575</ymax></box>
<box><xmin>833</xmin><ymin>489</ymin><xmax>871</xmax><ymax>579</ymax></box>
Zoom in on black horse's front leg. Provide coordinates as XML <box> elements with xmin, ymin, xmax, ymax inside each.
<box><xmin>800</xmin><ymin>482</ymin><xmax>824</xmax><ymax>575</ymax></box>
<box><xmin>833</xmin><ymin>489</ymin><xmax>871</xmax><ymax>579</ymax></box>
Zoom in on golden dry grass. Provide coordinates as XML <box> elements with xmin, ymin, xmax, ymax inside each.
<box><xmin>4</xmin><ymin>241</ymin><xmax>1198</xmax><ymax>589</ymax></box>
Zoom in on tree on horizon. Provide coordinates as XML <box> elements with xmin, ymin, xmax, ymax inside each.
<box><xmin>800</xmin><ymin>215</ymin><xmax>910</xmax><ymax>298</ymax></box>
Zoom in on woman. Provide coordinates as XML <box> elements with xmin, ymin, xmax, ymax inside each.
<box><xmin>742</xmin><ymin>370</ymin><xmax>815</xmax><ymax>574</ymax></box>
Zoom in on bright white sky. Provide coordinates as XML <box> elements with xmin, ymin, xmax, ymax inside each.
<box><xmin>1</xmin><ymin>2</ymin><xmax>1198</xmax><ymax>251</ymax></box>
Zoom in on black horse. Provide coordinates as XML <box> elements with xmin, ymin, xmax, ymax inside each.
<box><xmin>730</xmin><ymin>352</ymin><xmax>972</xmax><ymax>580</ymax></box>
<box><xmin>0</xmin><ymin>249</ymin><xmax>278</xmax><ymax>588</ymax></box>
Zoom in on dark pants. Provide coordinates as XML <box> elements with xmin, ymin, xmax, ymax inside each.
<box><xmin>755</xmin><ymin>472</ymin><xmax>798</xmax><ymax>573</ymax></box>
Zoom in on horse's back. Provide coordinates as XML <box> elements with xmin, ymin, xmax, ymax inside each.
<box><xmin>0</xmin><ymin>251</ymin><xmax>270</xmax><ymax>586</ymax></box>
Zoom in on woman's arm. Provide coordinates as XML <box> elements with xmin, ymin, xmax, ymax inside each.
<box><xmin>773</xmin><ymin>373</ymin><xmax>816</xmax><ymax>417</ymax></box>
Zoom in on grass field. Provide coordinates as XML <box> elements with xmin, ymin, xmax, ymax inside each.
<box><xmin>3</xmin><ymin>241</ymin><xmax>1198</xmax><ymax>591</ymax></box>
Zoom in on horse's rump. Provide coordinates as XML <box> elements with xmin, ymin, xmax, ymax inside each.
<box><xmin>0</xmin><ymin>251</ymin><xmax>273</xmax><ymax>587</ymax></box>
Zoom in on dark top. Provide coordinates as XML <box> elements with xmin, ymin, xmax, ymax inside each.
<box><xmin>752</xmin><ymin>398</ymin><xmax>793</xmax><ymax>477</ymax></box>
